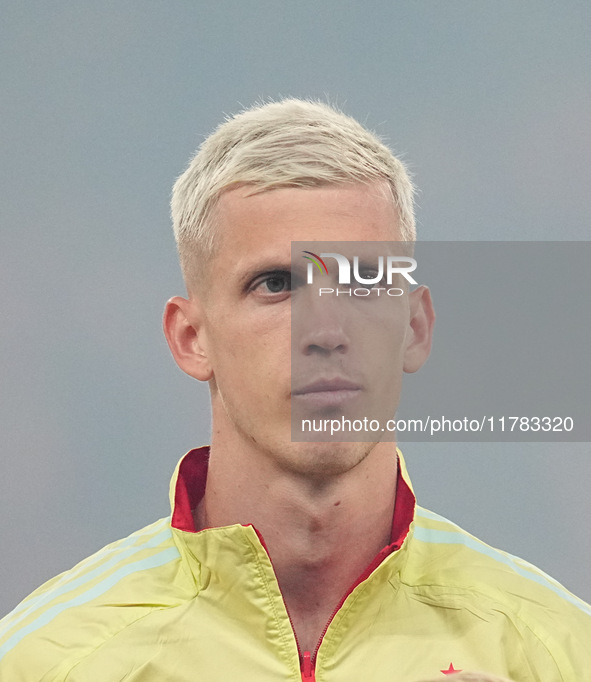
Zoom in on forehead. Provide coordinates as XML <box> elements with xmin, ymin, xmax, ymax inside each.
<box><xmin>213</xmin><ymin>181</ymin><xmax>402</xmax><ymax>248</ymax></box>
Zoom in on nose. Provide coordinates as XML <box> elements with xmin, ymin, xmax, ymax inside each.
<box><xmin>293</xmin><ymin>289</ymin><xmax>350</xmax><ymax>356</ymax></box>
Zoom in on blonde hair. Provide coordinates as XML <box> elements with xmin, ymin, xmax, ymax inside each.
<box><xmin>171</xmin><ymin>98</ymin><xmax>416</xmax><ymax>285</ymax></box>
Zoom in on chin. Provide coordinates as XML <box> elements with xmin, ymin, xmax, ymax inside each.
<box><xmin>279</xmin><ymin>440</ymin><xmax>378</xmax><ymax>478</ymax></box>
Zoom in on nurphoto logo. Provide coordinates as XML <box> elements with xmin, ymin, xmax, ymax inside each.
<box><xmin>302</xmin><ymin>250</ymin><xmax>418</xmax><ymax>297</ymax></box>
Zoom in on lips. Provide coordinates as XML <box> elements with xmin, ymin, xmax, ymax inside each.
<box><xmin>292</xmin><ymin>377</ymin><xmax>362</xmax><ymax>409</ymax></box>
<box><xmin>293</xmin><ymin>377</ymin><xmax>361</xmax><ymax>395</ymax></box>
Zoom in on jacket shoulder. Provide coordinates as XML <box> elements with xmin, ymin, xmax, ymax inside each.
<box><xmin>0</xmin><ymin>517</ymin><xmax>186</xmax><ymax>680</ymax></box>
<box><xmin>405</xmin><ymin>506</ymin><xmax>591</xmax><ymax>676</ymax></box>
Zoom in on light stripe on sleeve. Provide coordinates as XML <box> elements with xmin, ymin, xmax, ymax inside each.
<box><xmin>414</xmin><ymin>508</ymin><xmax>591</xmax><ymax>617</ymax></box>
<box><xmin>0</xmin><ymin>525</ymin><xmax>174</xmax><ymax>642</ymax></box>
<box><xmin>0</xmin><ymin>546</ymin><xmax>180</xmax><ymax>661</ymax></box>
<box><xmin>1</xmin><ymin>517</ymin><xmax>171</xmax><ymax>634</ymax></box>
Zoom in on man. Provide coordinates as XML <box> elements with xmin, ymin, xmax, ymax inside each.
<box><xmin>0</xmin><ymin>99</ymin><xmax>589</xmax><ymax>681</ymax></box>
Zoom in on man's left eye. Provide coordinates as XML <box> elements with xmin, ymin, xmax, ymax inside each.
<box><xmin>355</xmin><ymin>270</ymin><xmax>386</xmax><ymax>288</ymax></box>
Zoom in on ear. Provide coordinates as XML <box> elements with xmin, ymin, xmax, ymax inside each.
<box><xmin>162</xmin><ymin>296</ymin><xmax>213</xmax><ymax>382</ymax></box>
<box><xmin>403</xmin><ymin>286</ymin><xmax>435</xmax><ymax>373</ymax></box>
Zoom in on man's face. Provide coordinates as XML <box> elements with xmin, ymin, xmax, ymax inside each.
<box><xmin>194</xmin><ymin>181</ymin><xmax>425</xmax><ymax>476</ymax></box>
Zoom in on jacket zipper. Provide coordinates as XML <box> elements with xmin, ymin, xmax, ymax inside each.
<box><xmin>295</xmin><ymin>592</ymin><xmax>354</xmax><ymax>680</ymax></box>
<box><xmin>299</xmin><ymin>546</ymin><xmax>395</xmax><ymax>680</ymax></box>
<box><xmin>281</xmin><ymin>602</ymin><xmax>316</xmax><ymax>682</ymax></box>
<box><xmin>301</xmin><ymin>651</ymin><xmax>315</xmax><ymax>681</ymax></box>
<box><xmin>253</xmin><ymin>529</ymin><xmax>314</xmax><ymax>682</ymax></box>
<box><xmin>253</xmin><ymin>527</ymin><xmax>398</xmax><ymax>682</ymax></box>
<box><xmin>299</xmin><ymin>589</ymin><xmax>356</xmax><ymax>680</ymax></box>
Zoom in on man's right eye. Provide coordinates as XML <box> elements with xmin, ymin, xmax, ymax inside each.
<box><xmin>251</xmin><ymin>271</ymin><xmax>292</xmax><ymax>297</ymax></box>
<box><xmin>263</xmin><ymin>274</ymin><xmax>290</xmax><ymax>293</ymax></box>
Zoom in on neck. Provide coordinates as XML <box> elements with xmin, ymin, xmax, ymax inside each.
<box><xmin>195</xmin><ymin>426</ymin><xmax>398</xmax><ymax>654</ymax></box>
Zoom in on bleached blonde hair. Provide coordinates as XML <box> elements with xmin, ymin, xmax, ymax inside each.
<box><xmin>171</xmin><ymin>98</ymin><xmax>416</xmax><ymax>285</ymax></box>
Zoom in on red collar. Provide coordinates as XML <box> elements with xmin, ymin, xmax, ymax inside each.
<box><xmin>171</xmin><ymin>446</ymin><xmax>415</xmax><ymax>557</ymax></box>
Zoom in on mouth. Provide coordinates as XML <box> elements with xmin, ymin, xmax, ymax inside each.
<box><xmin>292</xmin><ymin>377</ymin><xmax>362</xmax><ymax>409</ymax></box>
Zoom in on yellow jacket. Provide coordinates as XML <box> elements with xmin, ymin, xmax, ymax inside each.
<box><xmin>1</xmin><ymin>447</ymin><xmax>590</xmax><ymax>681</ymax></box>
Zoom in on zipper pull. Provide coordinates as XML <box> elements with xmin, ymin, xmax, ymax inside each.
<box><xmin>301</xmin><ymin>651</ymin><xmax>316</xmax><ymax>681</ymax></box>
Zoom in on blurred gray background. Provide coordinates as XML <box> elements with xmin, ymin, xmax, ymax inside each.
<box><xmin>1</xmin><ymin>1</ymin><xmax>589</xmax><ymax>617</ymax></box>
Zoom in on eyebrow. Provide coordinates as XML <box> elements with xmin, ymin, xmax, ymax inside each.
<box><xmin>236</xmin><ymin>260</ymin><xmax>294</xmax><ymax>290</ymax></box>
